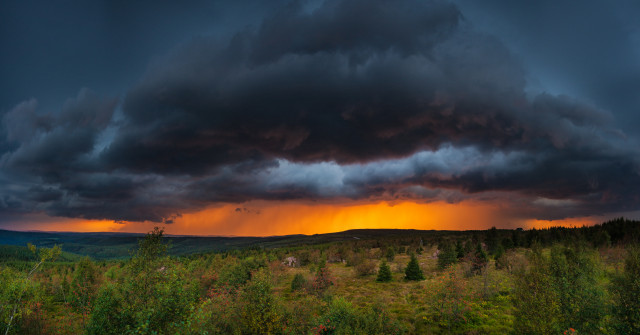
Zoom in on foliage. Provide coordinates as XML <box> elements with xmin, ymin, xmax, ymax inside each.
<box><xmin>494</xmin><ymin>244</ymin><xmax>506</xmax><ymax>269</ymax></box>
<box><xmin>311</xmin><ymin>260</ymin><xmax>334</xmax><ymax>296</ymax></box>
<box><xmin>87</xmin><ymin>228</ymin><xmax>197</xmax><ymax>334</ymax></box>
<box><xmin>311</xmin><ymin>297</ymin><xmax>405</xmax><ymax>335</ymax></box>
<box><xmin>385</xmin><ymin>246</ymin><xmax>395</xmax><ymax>262</ymax></box>
<box><xmin>70</xmin><ymin>256</ymin><xmax>99</xmax><ymax>328</ymax></box>
<box><xmin>1</xmin><ymin>244</ymin><xmax>60</xmax><ymax>335</ymax></box>
<box><xmin>240</xmin><ymin>270</ymin><xmax>284</xmax><ymax>334</ymax></box>
<box><xmin>291</xmin><ymin>273</ymin><xmax>307</xmax><ymax>291</ymax></box>
<box><xmin>471</xmin><ymin>243</ymin><xmax>488</xmax><ymax>275</ymax></box>
<box><xmin>513</xmin><ymin>249</ymin><xmax>561</xmax><ymax>334</ymax></box>
<box><xmin>611</xmin><ymin>247</ymin><xmax>640</xmax><ymax>334</ymax></box>
<box><xmin>485</xmin><ymin>227</ymin><xmax>500</xmax><ymax>255</ymax></box>
<box><xmin>354</xmin><ymin>259</ymin><xmax>376</xmax><ymax>277</ymax></box>
<box><xmin>455</xmin><ymin>240</ymin><xmax>465</xmax><ymax>259</ymax></box>
<box><xmin>437</xmin><ymin>241</ymin><xmax>457</xmax><ymax>270</ymax></box>
<box><xmin>426</xmin><ymin>268</ymin><xmax>472</xmax><ymax>333</ymax></box>
<box><xmin>513</xmin><ymin>245</ymin><xmax>607</xmax><ymax>334</ymax></box>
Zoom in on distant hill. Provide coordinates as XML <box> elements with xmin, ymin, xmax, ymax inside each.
<box><xmin>0</xmin><ymin>228</ymin><xmax>463</xmax><ymax>260</ymax></box>
<box><xmin>1</xmin><ymin>218</ymin><xmax>639</xmax><ymax>260</ymax></box>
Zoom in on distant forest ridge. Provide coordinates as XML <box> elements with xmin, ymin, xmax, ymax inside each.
<box><xmin>1</xmin><ymin>217</ymin><xmax>638</xmax><ymax>260</ymax></box>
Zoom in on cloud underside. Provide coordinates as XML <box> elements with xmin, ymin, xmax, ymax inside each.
<box><xmin>1</xmin><ymin>0</ymin><xmax>638</xmax><ymax>224</ymax></box>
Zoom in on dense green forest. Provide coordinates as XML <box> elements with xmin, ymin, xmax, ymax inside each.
<box><xmin>1</xmin><ymin>218</ymin><xmax>640</xmax><ymax>334</ymax></box>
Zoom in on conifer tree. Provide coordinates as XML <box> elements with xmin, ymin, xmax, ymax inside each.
<box><xmin>377</xmin><ymin>260</ymin><xmax>392</xmax><ymax>282</ymax></box>
<box><xmin>404</xmin><ymin>254</ymin><xmax>425</xmax><ymax>281</ymax></box>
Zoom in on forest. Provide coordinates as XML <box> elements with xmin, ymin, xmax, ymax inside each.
<box><xmin>1</xmin><ymin>217</ymin><xmax>640</xmax><ymax>334</ymax></box>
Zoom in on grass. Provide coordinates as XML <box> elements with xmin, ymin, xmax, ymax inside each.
<box><xmin>268</xmin><ymin>246</ymin><xmax>523</xmax><ymax>334</ymax></box>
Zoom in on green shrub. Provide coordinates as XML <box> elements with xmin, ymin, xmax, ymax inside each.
<box><xmin>385</xmin><ymin>247</ymin><xmax>395</xmax><ymax>262</ymax></box>
<box><xmin>87</xmin><ymin>228</ymin><xmax>198</xmax><ymax>334</ymax></box>
<box><xmin>376</xmin><ymin>261</ymin><xmax>392</xmax><ymax>282</ymax></box>
<box><xmin>437</xmin><ymin>241</ymin><xmax>457</xmax><ymax>270</ymax></box>
<box><xmin>355</xmin><ymin>260</ymin><xmax>376</xmax><ymax>277</ymax></box>
<box><xmin>241</xmin><ymin>271</ymin><xmax>284</xmax><ymax>334</ymax></box>
<box><xmin>291</xmin><ymin>273</ymin><xmax>307</xmax><ymax>292</ymax></box>
<box><xmin>311</xmin><ymin>297</ymin><xmax>405</xmax><ymax>335</ymax></box>
<box><xmin>513</xmin><ymin>245</ymin><xmax>606</xmax><ymax>334</ymax></box>
<box><xmin>311</xmin><ymin>260</ymin><xmax>334</xmax><ymax>296</ymax></box>
<box><xmin>611</xmin><ymin>247</ymin><xmax>640</xmax><ymax>334</ymax></box>
<box><xmin>471</xmin><ymin>243</ymin><xmax>488</xmax><ymax>275</ymax></box>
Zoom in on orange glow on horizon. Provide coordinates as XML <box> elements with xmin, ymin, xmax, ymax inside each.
<box><xmin>155</xmin><ymin>200</ymin><xmax>504</xmax><ymax>236</ymax></box>
<box><xmin>9</xmin><ymin>201</ymin><xmax>613</xmax><ymax>236</ymax></box>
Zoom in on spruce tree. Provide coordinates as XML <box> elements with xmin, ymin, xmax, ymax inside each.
<box><xmin>404</xmin><ymin>254</ymin><xmax>425</xmax><ymax>281</ymax></box>
<box><xmin>377</xmin><ymin>260</ymin><xmax>392</xmax><ymax>282</ymax></box>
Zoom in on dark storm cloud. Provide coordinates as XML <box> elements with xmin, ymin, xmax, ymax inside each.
<box><xmin>106</xmin><ymin>0</ymin><xmax>536</xmax><ymax>172</ymax></box>
<box><xmin>451</xmin><ymin>0</ymin><xmax>640</xmax><ymax>132</ymax></box>
<box><xmin>2</xmin><ymin>90</ymin><xmax>116</xmax><ymax>181</ymax></box>
<box><xmin>107</xmin><ymin>0</ymin><xmax>630</xmax><ymax>176</ymax></box>
<box><xmin>0</xmin><ymin>0</ymin><xmax>638</xmax><ymax>225</ymax></box>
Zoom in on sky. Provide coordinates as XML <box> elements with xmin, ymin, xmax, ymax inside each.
<box><xmin>1</xmin><ymin>0</ymin><xmax>639</xmax><ymax>235</ymax></box>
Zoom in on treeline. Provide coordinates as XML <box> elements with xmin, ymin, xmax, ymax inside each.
<box><xmin>1</xmin><ymin>219</ymin><xmax>639</xmax><ymax>334</ymax></box>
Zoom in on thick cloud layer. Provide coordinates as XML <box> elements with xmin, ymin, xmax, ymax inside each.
<box><xmin>1</xmin><ymin>0</ymin><xmax>638</xmax><ymax>224</ymax></box>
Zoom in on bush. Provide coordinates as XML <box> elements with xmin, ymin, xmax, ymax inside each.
<box><xmin>432</xmin><ymin>268</ymin><xmax>472</xmax><ymax>332</ymax></box>
<box><xmin>241</xmin><ymin>271</ymin><xmax>284</xmax><ymax>334</ymax></box>
<box><xmin>312</xmin><ymin>297</ymin><xmax>405</xmax><ymax>335</ymax></box>
<box><xmin>513</xmin><ymin>245</ymin><xmax>606</xmax><ymax>334</ymax></box>
<box><xmin>355</xmin><ymin>260</ymin><xmax>376</xmax><ymax>277</ymax></box>
<box><xmin>311</xmin><ymin>260</ymin><xmax>334</xmax><ymax>296</ymax></box>
<box><xmin>385</xmin><ymin>247</ymin><xmax>395</xmax><ymax>262</ymax></box>
<box><xmin>87</xmin><ymin>228</ymin><xmax>198</xmax><ymax>334</ymax></box>
<box><xmin>376</xmin><ymin>261</ymin><xmax>392</xmax><ymax>282</ymax></box>
<box><xmin>291</xmin><ymin>273</ymin><xmax>307</xmax><ymax>292</ymax></box>
<box><xmin>611</xmin><ymin>247</ymin><xmax>640</xmax><ymax>334</ymax></box>
<box><xmin>183</xmin><ymin>285</ymin><xmax>241</xmax><ymax>334</ymax></box>
<box><xmin>218</xmin><ymin>262</ymin><xmax>252</xmax><ymax>289</ymax></box>
<box><xmin>345</xmin><ymin>251</ymin><xmax>365</xmax><ymax>267</ymax></box>
<box><xmin>437</xmin><ymin>241</ymin><xmax>457</xmax><ymax>270</ymax></box>
<box><xmin>86</xmin><ymin>283</ymin><xmax>131</xmax><ymax>335</ymax></box>
<box><xmin>455</xmin><ymin>241</ymin><xmax>465</xmax><ymax>259</ymax></box>
<box><xmin>471</xmin><ymin>243</ymin><xmax>488</xmax><ymax>275</ymax></box>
